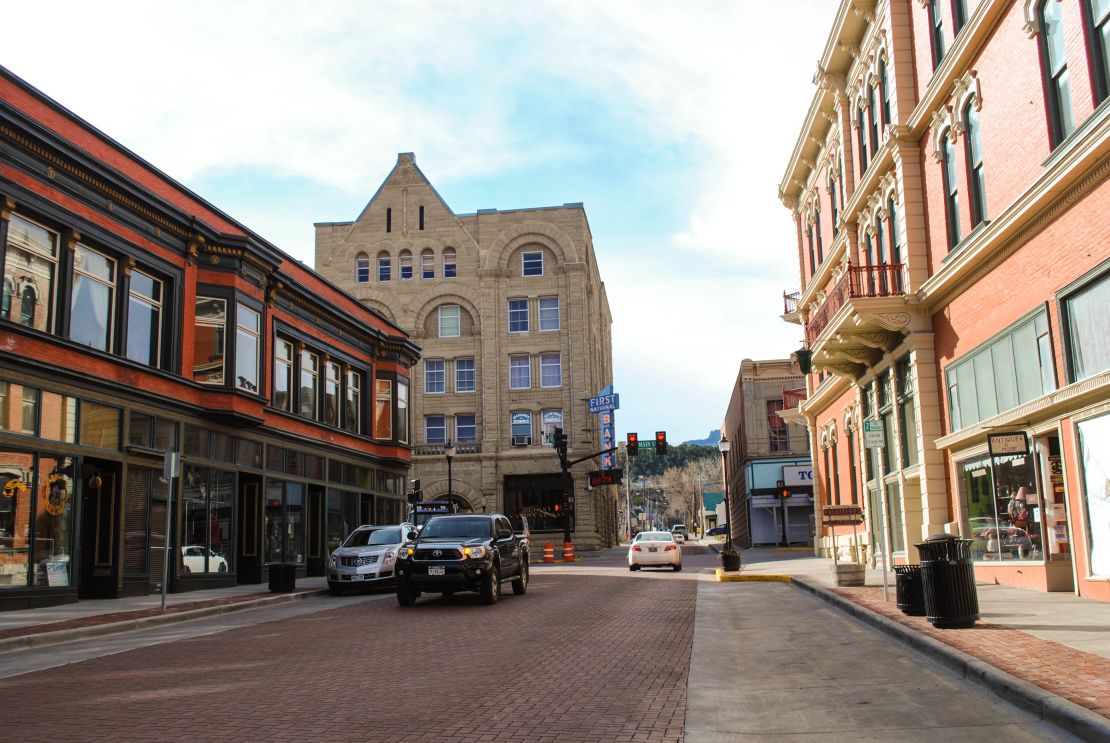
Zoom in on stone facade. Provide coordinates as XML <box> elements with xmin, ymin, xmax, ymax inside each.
<box><xmin>314</xmin><ymin>154</ymin><xmax>618</xmax><ymax>550</ymax></box>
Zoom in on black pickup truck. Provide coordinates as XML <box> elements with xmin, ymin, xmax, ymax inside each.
<box><xmin>394</xmin><ymin>513</ymin><xmax>528</xmax><ymax>605</ymax></box>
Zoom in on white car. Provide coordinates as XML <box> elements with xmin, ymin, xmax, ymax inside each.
<box><xmin>328</xmin><ymin>523</ymin><xmax>413</xmax><ymax>594</ymax></box>
<box><xmin>672</xmin><ymin>532</ymin><xmax>686</xmax><ymax>544</ymax></box>
<box><xmin>629</xmin><ymin>531</ymin><xmax>682</xmax><ymax>571</ymax></box>
<box><xmin>181</xmin><ymin>545</ymin><xmax>229</xmax><ymax>573</ymax></box>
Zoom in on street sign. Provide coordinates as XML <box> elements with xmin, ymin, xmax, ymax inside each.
<box><xmin>589</xmin><ymin>469</ymin><xmax>624</xmax><ymax>487</ymax></box>
<box><xmin>863</xmin><ymin>419</ymin><xmax>885</xmax><ymax>448</ymax></box>
<box><xmin>821</xmin><ymin>504</ymin><xmax>865</xmax><ymax>526</ymax></box>
<box><xmin>637</xmin><ymin>440</ymin><xmax>656</xmax><ymax>449</ymax></box>
<box><xmin>588</xmin><ymin>393</ymin><xmax>620</xmax><ymax>414</ymax></box>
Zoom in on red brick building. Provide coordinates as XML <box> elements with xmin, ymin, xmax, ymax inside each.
<box><xmin>779</xmin><ymin>0</ymin><xmax>1109</xmax><ymax>600</ymax></box>
<box><xmin>0</xmin><ymin>67</ymin><xmax>418</xmax><ymax>610</ymax></box>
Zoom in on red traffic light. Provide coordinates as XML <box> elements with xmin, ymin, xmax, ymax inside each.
<box><xmin>655</xmin><ymin>431</ymin><xmax>668</xmax><ymax>455</ymax></box>
<box><xmin>554</xmin><ymin>503</ymin><xmax>560</xmax><ymax>513</ymax></box>
<box><xmin>627</xmin><ymin>432</ymin><xmax>639</xmax><ymax>457</ymax></box>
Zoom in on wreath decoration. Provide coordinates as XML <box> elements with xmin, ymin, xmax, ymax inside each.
<box><xmin>44</xmin><ymin>474</ymin><xmax>70</xmax><ymax>516</ymax></box>
<box><xmin>2</xmin><ymin>479</ymin><xmax>27</xmax><ymax>498</ymax></box>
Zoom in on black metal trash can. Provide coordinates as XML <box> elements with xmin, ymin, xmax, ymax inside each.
<box><xmin>268</xmin><ymin>563</ymin><xmax>297</xmax><ymax>593</ymax></box>
<box><xmin>916</xmin><ymin>535</ymin><xmax>979</xmax><ymax>628</ymax></box>
<box><xmin>893</xmin><ymin>564</ymin><xmax>925</xmax><ymax>616</ymax></box>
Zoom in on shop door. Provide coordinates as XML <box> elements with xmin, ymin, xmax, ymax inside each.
<box><xmin>79</xmin><ymin>462</ymin><xmax>120</xmax><ymax>599</ymax></box>
<box><xmin>306</xmin><ymin>485</ymin><xmax>325</xmax><ymax>577</ymax></box>
<box><xmin>237</xmin><ymin>476</ymin><xmax>262</xmax><ymax>584</ymax></box>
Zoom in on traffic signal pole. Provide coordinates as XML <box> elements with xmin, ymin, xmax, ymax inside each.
<box><xmin>553</xmin><ymin>427</ymin><xmax>620</xmax><ymax>545</ymax></box>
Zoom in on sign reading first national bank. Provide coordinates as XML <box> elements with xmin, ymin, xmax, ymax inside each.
<box><xmin>588</xmin><ymin>394</ymin><xmax>620</xmax><ymax>414</ymax></box>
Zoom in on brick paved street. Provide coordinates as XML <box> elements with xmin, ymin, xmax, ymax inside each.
<box><xmin>0</xmin><ymin>567</ymin><xmax>698</xmax><ymax>742</ymax></box>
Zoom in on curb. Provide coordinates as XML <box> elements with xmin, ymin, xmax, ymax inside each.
<box><xmin>0</xmin><ymin>588</ymin><xmax>328</xmax><ymax>655</ymax></box>
<box><xmin>715</xmin><ymin>569</ymin><xmax>791</xmax><ymax>583</ymax></box>
<box><xmin>791</xmin><ymin>576</ymin><xmax>1110</xmax><ymax>743</ymax></box>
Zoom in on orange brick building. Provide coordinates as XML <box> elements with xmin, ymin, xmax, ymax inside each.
<box><xmin>0</xmin><ymin>67</ymin><xmax>418</xmax><ymax>610</ymax></box>
<box><xmin>779</xmin><ymin>0</ymin><xmax>1109</xmax><ymax>600</ymax></box>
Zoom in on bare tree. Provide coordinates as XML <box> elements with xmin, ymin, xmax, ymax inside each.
<box><xmin>661</xmin><ymin>458</ymin><xmax>721</xmax><ymax>526</ymax></box>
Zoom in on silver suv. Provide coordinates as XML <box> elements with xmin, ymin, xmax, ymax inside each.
<box><xmin>327</xmin><ymin>523</ymin><xmax>413</xmax><ymax>595</ymax></box>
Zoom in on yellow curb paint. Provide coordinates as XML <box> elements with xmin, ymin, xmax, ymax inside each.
<box><xmin>715</xmin><ymin>568</ymin><xmax>793</xmax><ymax>583</ymax></box>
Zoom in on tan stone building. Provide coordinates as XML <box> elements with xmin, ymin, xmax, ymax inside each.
<box><xmin>314</xmin><ymin>153</ymin><xmax>619</xmax><ymax>550</ymax></box>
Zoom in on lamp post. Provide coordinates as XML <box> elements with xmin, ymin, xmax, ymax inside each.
<box><xmin>444</xmin><ymin>439</ymin><xmax>456</xmax><ymax>503</ymax></box>
<box><xmin>719</xmin><ymin>436</ymin><xmax>740</xmax><ymax>571</ymax></box>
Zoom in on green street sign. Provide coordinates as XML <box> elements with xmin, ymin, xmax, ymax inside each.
<box><xmin>637</xmin><ymin>440</ymin><xmax>656</xmax><ymax>449</ymax></box>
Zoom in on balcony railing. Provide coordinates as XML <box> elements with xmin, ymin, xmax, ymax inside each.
<box><xmin>805</xmin><ymin>263</ymin><xmax>904</xmax><ymax>344</ymax></box>
<box><xmin>783</xmin><ymin>291</ymin><xmax>800</xmax><ymax>315</ymax></box>
<box><xmin>782</xmin><ymin>387</ymin><xmax>807</xmax><ymax>409</ymax></box>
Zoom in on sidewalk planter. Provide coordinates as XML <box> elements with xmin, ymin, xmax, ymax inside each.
<box><xmin>831</xmin><ymin>562</ymin><xmax>865</xmax><ymax>586</ymax></box>
<box><xmin>268</xmin><ymin>564</ymin><xmax>297</xmax><ymax>593</ymax></box>
<box><xmin>893</xmin><ymin>565</ymin><xmax>925</xmax><ymax>616</ymax></box>
<box><xmin>917</xmin><ymin>536</ymin><xmax>979</xmax><ymax>628</ymax></box>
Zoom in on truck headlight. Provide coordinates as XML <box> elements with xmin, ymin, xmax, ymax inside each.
<box><xmin>463</xmin><ymin>546</ymin><xmax>488</xmax><ymax>559</ymax></box>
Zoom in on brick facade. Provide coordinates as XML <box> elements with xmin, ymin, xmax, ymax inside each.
<box><xmin>779</xmin><ymin>0</ymin><xmax>1110</xmax><ymax>599</ymax></box>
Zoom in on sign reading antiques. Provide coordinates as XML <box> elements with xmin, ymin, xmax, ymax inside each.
<box><xmin>821</xmin><ymin>504</ymin><xmax>865</xmax><ymax>526</ymax></box>
<box><xmin>987</xmin><ymin>432</ymin><xmax>1030</xmax><ymax>456</ymax></box>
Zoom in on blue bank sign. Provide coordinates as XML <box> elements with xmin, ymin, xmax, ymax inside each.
<box><xmin>588</xmin><ymin>394</ymin><xmax>620</xmax><ymax>414</ymax></box>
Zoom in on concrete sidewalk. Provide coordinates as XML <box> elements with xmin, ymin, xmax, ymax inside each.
<box><xmin>704</xmin><ymin>545</ymin><xmax>1110</xmax><ymax>741</ymax></box>
<box><xmin>0</xmin><ymin>577</ymin><xmax>329</xmax><ymax>653</ymax></box>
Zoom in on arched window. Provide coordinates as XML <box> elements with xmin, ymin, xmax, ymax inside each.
<box><xmin>829</xmin><ymin>174</ymin><xmax>840</xmax><ymax>238</ymax></box>
<box><xmin>355</xmin><ymin>253</ymin><xmax>370</xmax><ymax>283</ymax></box>
<box><xmin>864</xmin><ymin>231</ymin><xmax>876</xmax><ymax>295</ymax></box>
<box><xmin>875</xmin><ymin>216</ymin><xmax>888</xmax><ymax>294</ymax></box>
<box><xmin>815</xmin><ymin>208</ymin><xmax>824</xmax><ymax>264</ymax></box>
<box><xmin>867</xmin><ymin>83</ymin><xmax>880</xmax><ymax>154</ymax></box>
<box><xmin>879</xmin><ymin>57</ymin><xmax>892</xmax><ymax>127</ymax></box>
<box><xmin>806</xmin><ymin>222</ymin><xmax>816</xmax><ymax>277</ymax></box>
<box><xmin>443</xmin><ymin>248</ymin><xmax>457</xmax><ymax>278</ymax></box>
<box><xmin>928</xmin><ymin>0</ymin><xmax>947</xmax><ymax>70</ymax></box>
<box><xmin>20</xmin><ymin>286</ymin><xmax>37</xmax><ymax>327</ymax></box>
<box><xmin>377</xmin><ymin>251</ymin><xmax>391</xmax><ymax>282</ymax></box>
<box><xmin>888</xmin><ymin>196</ymin><xmax>903</xmax><ymax>292</ymax></box>
<box><xmin>421</xmin><ymin>249</ymin><xmax>435</xmax><ymax>279</ymax></box>
<box><xmin>1089</xmin><ymin>0</ymin><xmax>1110</xmax><ymax>104</ymax></box>
<box><xmin>964</xmin><ymin>101</ymin><xmax>987</xmax><ymax>227</ymax></box>
<box><xmin>857</xmin><ymin>107</ymin><xmax>869</xmax><ymax>175</ymax></box>
<box><xmin>940</xmin><ymin>128</ymin><xmax>961</xmax><ymax>249</ymax></box>
<box><xmin>1038</xmin><ymin>0</ymin><xmax>1075</xmax><ymax>145</ymax></box>
<box><xmin>399</xmin><ymin>250</ymin><xmax>413</xmax><ymax>280</ymax></box>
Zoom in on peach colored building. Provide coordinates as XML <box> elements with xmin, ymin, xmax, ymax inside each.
<box><xmin>779</xmin><ymin>0</ymin><xmax>1110</xmax><ymax>600</ymax></box>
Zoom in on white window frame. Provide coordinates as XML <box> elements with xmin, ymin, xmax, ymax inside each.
<box><xmin>522</xmin><ymin>251</ymin><xmax>544</xmax><ymax>277</ymax></box>
<box><xmin>509</xmin><ymin>356</ymin><xmax>531</xmax><ymax>390</ymax></box>
<box><xmin>425</xmin><ymin>359</ymin><xmax>446</xmax><ymax>394</ymax></box>
<box><xmin>438</xmin><ymin>305</ymin><xmax>461</xmax><ymax>338</ymax></box>
<box><xmin>424</xmin><ymin>415</ymin><xmax>447</xmax><ymax>444</ymax></box>
<box><xmin>508</xmin><ymin>298</ymin><xmax>529</xmax><ymax>333</ymax></box>
<box><xmin>540</xmin><ymin>352</ymin><xmax>562</xmax><ymax>388</ymax></box>
<box><xmin>456</xmin><ymin>413</ymin><xmax>477</xmax><ymax>443</ymax></box>
<box><xmin>538</xmin><ymin>296</ymin><xmax>560</xmax><ymax>331</ymax></box>
<box><xmin>455</xmin><ymin>357</ymin><xmax>476</xmax><ymax>393</ymax></box>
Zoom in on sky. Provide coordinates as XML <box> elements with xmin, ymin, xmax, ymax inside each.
<box><xmin>4</xmin><ymin>0</ymin><xmax>838</xmax><ymax>444</ymax></box>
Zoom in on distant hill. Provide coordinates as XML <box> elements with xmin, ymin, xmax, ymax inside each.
<box><xmin>683</xmin><ymin>429</ymin><xmax>720</xmax><ymax>447</ymax></box>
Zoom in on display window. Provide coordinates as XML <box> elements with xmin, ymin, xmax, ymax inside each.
<box><xmin>959</xmin><ymin>446</ymin><xmax>1045</xmax><ymax>562</ymax></box>
<box><xmin>0</xmin><ymin>449</ymin><xmax>75</xmax><ymax>588</ymax></box>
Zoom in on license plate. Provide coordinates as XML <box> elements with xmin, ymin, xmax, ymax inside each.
<box><xmin>350</xmin><ymin>574</ymin><xmax>363</xmax><ymax>581</ymax></box>
<box><xmin>648</xmin><ymin>547</ymin><xmax>658</xmax><ymax>552</ymax></box>
<box><xmin>428</xmin><ymin>566</ymin><xmax>445</xmax><ymax>576</ymax></box>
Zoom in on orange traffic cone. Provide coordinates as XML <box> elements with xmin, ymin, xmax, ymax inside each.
<box><xmin>543</xmin><ymin>543</ymin><xmax>555</xmax><ymax>563</ymax></box>
<box><xmin>563</xmin><ymin>541</ymin><xmax>575</xmax><ymax>562</ymax></box>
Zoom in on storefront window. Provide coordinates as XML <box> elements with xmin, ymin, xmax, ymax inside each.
<box><xmin>78</xmin><ymin>400</ymin><xmax>120</xmax><ymax>450</ymax></box>
<box><xmin>181</xmin><ymin>466</ymin><xmax>235</xmax><ymax>574</ymax></box>
<box><xmin>326</xmin><ymin>491</ymin><xmax>360</xmax><ymax>553</ymax></box>
<box><xmin>265</xmin><ymin>480</ymin><xmax>305</xmax><ymax>564</ymax></box>
<box><xmin>0</xmin><ymin>451</ymin><xmax>75</xmax><ymax>589</ymax></box>
<box><xmin>375</xmin><ymin>496</ymin><xmax>405</xmax><ymax>526</ymax></box>
<box><xmin>1077</xmin><ymin>413</ymin><xmax>1110</xmax><ymax>576</ymax></box>
<box><xmin>960</xmin><ymin>450</ymin><xmax>1044</xmax><ymax>562</ymax></box>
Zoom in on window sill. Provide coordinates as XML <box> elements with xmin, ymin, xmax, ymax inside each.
<box><xmin>1042</xmin><ymin>97</ymin><xmax>1110</xmax><ymax>169</ymax></box>
<box><xmin>942</xmin><ymin>220</ymin><xmax>992</xmax><ymax>264</ymax></box>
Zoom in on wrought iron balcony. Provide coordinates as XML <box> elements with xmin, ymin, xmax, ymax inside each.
<box><xmin>802</xmin><ymin>263</ymin><xmax>914</xmax><ymax>379</ymax></box>
<box><xmin>782</xmin><ymin>291</ymin><xmax>801</xmax><ymax>324</ymax></box>
<box><xmin>805</xmin><ymin>264</ymin><xmax>904</xmax><ymax>344</ymax></box>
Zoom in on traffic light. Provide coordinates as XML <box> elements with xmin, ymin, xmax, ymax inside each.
<box><xmin>781</xmin><ymin>486</ymin><xmax>791</xmax><ymax>499</ymax></box>
<box><xmin>655</xmin><ymin>431</ymin><xmax>668</xmax><ymax>456</ymax></box>
<box><xmin>553</xmin><ymin>427</ymin><xmax>569</xmax><ymax>467</ymax></box>
<box><xmin>408</xmin><ymin>478</ymin><xmax>422</xmax><ymax>504</ymax></box>
<box><xmin>626</xmin><ymin>432</ymin><xmax>639</xmax><ymax>458</ymax></box>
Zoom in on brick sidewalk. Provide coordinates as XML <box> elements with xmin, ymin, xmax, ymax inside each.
<box><xmin>835</xmin><ymin>586</ymin><xmax>1110</xmax><ymax>720</ymax></box>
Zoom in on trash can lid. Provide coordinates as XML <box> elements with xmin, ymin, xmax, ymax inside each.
<box><xmin>925</xmin><ymin>533</ymin><xmax>957</xmax><ymax>541</ymax></box>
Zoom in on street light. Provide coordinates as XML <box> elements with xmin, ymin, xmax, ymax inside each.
<box><xmin>444</xmin><ymin>439</ymin><xmax>456</xmax><ymax>503</ymax></box>
<box><xmin>719</xmin><ymin>435</ymin><xmax>740</xmax><ymax>571</ymax></box>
